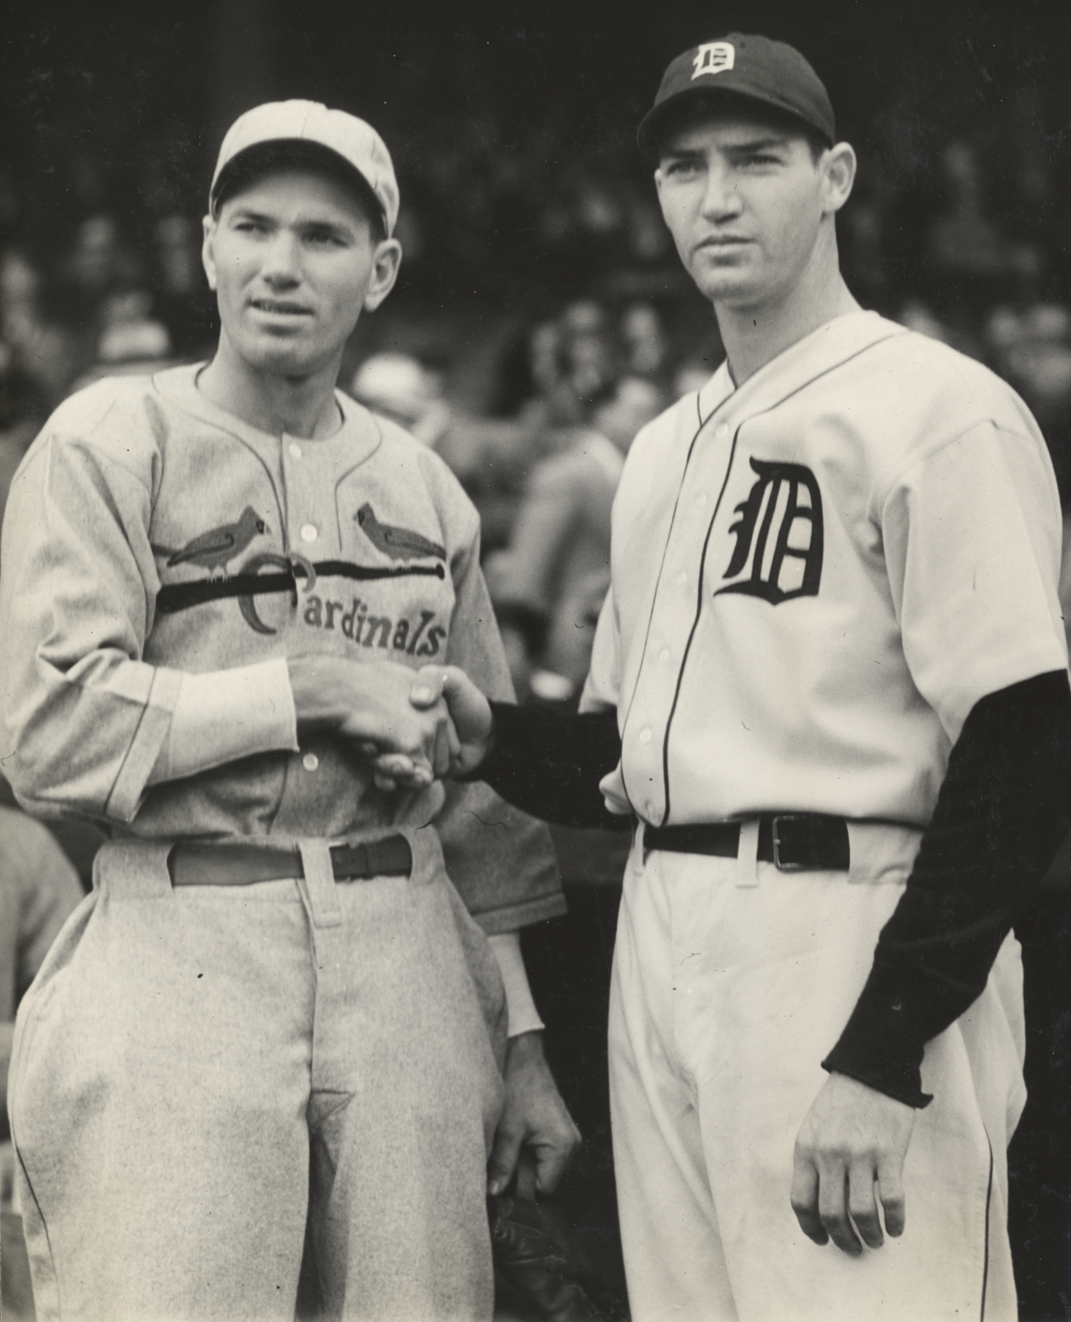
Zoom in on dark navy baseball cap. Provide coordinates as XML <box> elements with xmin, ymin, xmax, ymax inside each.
<box><xmin>637</xmin><ymin>34</ymin><xmax>835</xmax><ymax>157</ymax></box>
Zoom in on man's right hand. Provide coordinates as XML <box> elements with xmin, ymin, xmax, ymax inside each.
<box><xmin>371</xmin><ymin>665</ymin><xmax>493</xmax><ymax>788</ymax></box>
<box><xmin>287</xmin><ymin>655</ymin><xmax>459</xmax><ymax>787</ymax></box>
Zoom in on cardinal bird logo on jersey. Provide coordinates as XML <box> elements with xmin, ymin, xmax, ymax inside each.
<box><xmin>165</xmin><ymin>506</ymin><xmax>270</xmax><ymax>577</ymax></box>
<box><xmin>355</xmin><ymin>504</ymin><xmax>446</xmax><ymax>561</ymax></box>
<box><xmin>716</xmin><ymin>458</ymin><xmax>823</xmax><ymax>604</ymax></box>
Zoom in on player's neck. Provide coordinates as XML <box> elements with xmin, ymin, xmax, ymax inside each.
<box><xmin>198</xmin><ymin>342</ymin><xmax>344</xmax><ymax>440</ymax></box>
<box><xmin>716</xmin><ymin>250</ymin><xmax>861</xmax><ymax>388</ymax></box>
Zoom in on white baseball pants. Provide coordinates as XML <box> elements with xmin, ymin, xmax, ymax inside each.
<box><xmin>609</xmin><ymin>823</ymin><xmax>1025</xmax><ymax>1322</ymax></box>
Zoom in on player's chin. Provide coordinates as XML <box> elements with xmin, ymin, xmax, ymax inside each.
<box><xmin>694</xmin><ymin>271</ymin><xmax>757</xmax><ymax>305</ymax></box>
<box><xmin>688</xmin><ymin>257</ymin><xmax>755</xmax><ymax>304</ymax></box>
<box><xmin>244</xmin><ymin>337</ymin><xmax>321</xmax><ymax>375</ymax></box>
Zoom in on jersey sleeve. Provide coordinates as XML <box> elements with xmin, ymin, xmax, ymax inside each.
<box><xmin>881</xmin><ymin>419</ymin><xmax>1067</xmax><ymax>743</ymax></box>
<box><xmin>823</xmin><ymin>669</ymin><xmax>1071</xmax><ymax>1105</ymax></box>
<box><xmin>433</xmin><ymin>514</ymin><xmax>566</xmax><ymax>932</ymax></box>
<box><xmin>0</xmin><ymin>422</ymin><xmax>297</xmax><ymax>825</ymax></box>
<box><xmin>579</xmin><ymin>582</ymin><xmax>623</xmax><ymax>713</ymax></box>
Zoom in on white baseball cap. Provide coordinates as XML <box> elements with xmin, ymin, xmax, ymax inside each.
<box><xmin>209</xmin><ymin>100</ymin><xmax>399</xmax><ymax>237</ymax></box>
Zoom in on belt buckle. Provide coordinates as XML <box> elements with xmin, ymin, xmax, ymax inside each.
<box><xmin>770</xmin><ymin>815</ymin><xmax>808</xmax><ymax>872</ymax></box>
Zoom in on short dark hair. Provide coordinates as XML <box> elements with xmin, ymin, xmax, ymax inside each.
<box><xmin>212</xmin><ymin>141</ymin><xmax>388</xmax><ymax>242</ymax></box>
<box><xmin>648</xmin><ymin>91</ymin><xmax>830</xmax><ymax>166</ymax></box>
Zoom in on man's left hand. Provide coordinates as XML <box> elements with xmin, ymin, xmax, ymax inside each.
<box><xmin>489</xmin><ymin>1031</ymin><xmax>581</xmax><ymax>1197</ymax></box>
<box><xmin>790</xmin><ymin>1071</ymin><xmax>916</xmax><ymax>1256</ymax></box>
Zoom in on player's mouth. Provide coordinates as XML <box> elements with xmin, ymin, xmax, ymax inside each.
<box><xmin>248</xmin><ymin>298</ymin><xmax>313</xmax><ymax>317</ymax></box>
<box><xmin>696</xmin><ymin>236</ymin><xmax>751</xmax><ymax>251</ymax></box>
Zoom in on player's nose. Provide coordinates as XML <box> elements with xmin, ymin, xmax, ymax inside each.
<box><xmin>699</xmin><ymin>163</ymin><xmax>744</xmax><ymax>220</ymax></box>
<box><xmin>259</xmin><ymin>229</ymin><xmax>302</xmax><ymax>284</ymax></box>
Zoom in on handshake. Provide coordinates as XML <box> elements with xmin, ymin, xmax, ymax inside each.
<box><xmin>287</xmin><ymin>655</ymin><xmax>494</xmax><ymax>789</ymax></box>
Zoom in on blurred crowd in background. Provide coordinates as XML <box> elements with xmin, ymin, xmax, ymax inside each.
<box><xmin>3</xmin><ymin>77</ymin><xmax>1071</xmax><ymax>703</ymax></box>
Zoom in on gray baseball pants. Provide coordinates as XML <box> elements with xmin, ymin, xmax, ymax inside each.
<box><xmin>8</xmin><ymin>830</ymin><xmax>506</xmax><ymax>1322</ymax></box>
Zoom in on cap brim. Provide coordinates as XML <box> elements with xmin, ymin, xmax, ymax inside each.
<box><xmin>637</xmin><ymin>85</ymin><xmax>832</xmax><ymax>157</ymax></box>
<box><xmin>211</xmin><ymin>139</ymin><xmax>386</xmax><ymax>230</ymax></box>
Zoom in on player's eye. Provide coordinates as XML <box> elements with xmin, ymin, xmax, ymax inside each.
<box><xmin>738</xmin><ymin>150</ymin><xmax>782</xmax><ymax>168</ymax></box>
<box><xmin>663</xmin><ymin>158</ymin><xmax>702</xmax><ymax>178</ymax></box>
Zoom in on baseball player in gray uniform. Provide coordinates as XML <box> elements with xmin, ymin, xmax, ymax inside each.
<box><xmin>380</xmin><ymin>33</ymin><xmax>1071</xmax><ymax>1322</ymax></box>
<box><xmin>0</xmin><ymin>101</ymin><xmax>579</xmax><ymax>1322</ymax></box>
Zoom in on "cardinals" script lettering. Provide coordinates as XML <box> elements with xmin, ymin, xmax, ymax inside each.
<box><xmin>301</xmin><ymin>594</ymin><xmax>447</xmax><ymax>657</ymax></box>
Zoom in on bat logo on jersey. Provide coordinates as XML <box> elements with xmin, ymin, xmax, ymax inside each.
<box><xmin>716</xmin><ymin>458</ymin><xmax>823</xmax><ymax>604</ymax></box>
<box><xmin>692</xmin><ymin>42</ymin><xmax>735</xmax><ymax>79</ymax></box>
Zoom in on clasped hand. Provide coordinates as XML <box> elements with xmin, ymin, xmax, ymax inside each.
<box><xmin>287</xmin><ymin>655</ymin><xmax>463</xmax><ymax>787</ymax></box>
<box><xmin>366</xmin><ymin>664</ymin><xmax>494</xmax><ymax>790</ymax></box>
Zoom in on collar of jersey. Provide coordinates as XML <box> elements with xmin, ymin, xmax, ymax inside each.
<box><xmin>150</xmin><ymin>362</ymin><xmax>383</xmax><ymax>468</ymax></box>
<box><xmin>697</xmin><ymin>310</ymin><xmax>906</xmax><ymax>430</ymax></box>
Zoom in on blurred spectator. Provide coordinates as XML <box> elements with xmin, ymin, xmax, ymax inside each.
<box><xmin>619</xmin><ymin>301</ymin><xmax>670</xmax><ymax>388</ymax></box>
<box><xmin>590</xmin><ymin>374</ymin><xmax>665</xmax><ymax>454</ymax></box>
<box><xmin>67</xmin><ymin>285</ymin><xmax>176</xmax><ymax>393</ymax></box>
<box><xmin>96</xmin><ymin>289</ymin><xmax>172</xmax><ymax>366</ymax></box>
<box><xmin>486</xmin><ymin>371</ymin><xmax>661</xmax><ymax>701</ymax></box>
<box><xmin>925</xmin><ymin>140</ymin><xmax>1011</xmax><ymax>318</ymax></box>
<box><xmin>58</xmin><ymin>214</ymin><xmax>135</xmax><ymax>327</ymax></box>
<box><xmin>839</xmin><ymin>181</ymin><xmax>896</xmax><ymax>314</ymax></box>
<box><xmin>350</xmin><ymin>351</ymin><xmax>451</xmax><ymax>448</ymax></box>
<box><xmin>673</xmin><ymin>360</ymin><xmax>715</xmax><ymax>398</ymax></box>
<box><xmin>1</xmin><ymin>806</ymin><xmax>84</xmax><ymax>1322</ymax></box>
<box><xmin>896</xmin><ymin>298</ymin><xmax>953</xmax><ymax>344</ymax></box>
<box><xmin>0</xmin><ymin>251</ymin><xmax>85</xmax><ymax>409</ymax></box>
<box><xmin>150</xmin><ymin>215</ymin><xmax>217</xmax><ymax>360</ymax></box>
<box><xmin>515</xmin><ymin>318</ymin><xmax>585</xmax><ymax>430</ymax></box>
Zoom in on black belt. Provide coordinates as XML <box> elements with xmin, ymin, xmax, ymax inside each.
<box><xmin>644</xmin><ymin>815</ymin><xmax>850</xmax><ymax>872</ymax></box>
<box><xmin>168</xmin><ymin>835</ymin><xmax>413</xmax><ymax>887</ymax></box>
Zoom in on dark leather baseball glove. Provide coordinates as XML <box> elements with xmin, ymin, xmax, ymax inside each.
<box><xmin>488</xmin><ymin>1179</ymin><xmax>629</xmax><ymax>1322</ymax></box>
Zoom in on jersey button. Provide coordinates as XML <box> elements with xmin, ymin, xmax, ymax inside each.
<box><xmin>676</xmin><ymin>569</ymin><xmax>688</xmax><ymax>586</ymax></box>
<box><xmin>715</xmin><ymin>422</ymin><xmax>729</xmax><ymax>439</ymax></box>
<box><xmin>302</xmin><ymin>752</ymin><xmax>319</xmax><ymax>772</ymax></box>
<box><xmin>288</xmin><ymin>441</ymin><xmax>303</xmax><ymax>459</ymax></box>
<box><xmin>694</xmin><ymin>492</ymin><xmax>707</xmax><ymax>508</ymax></box>
<box><xmin>659</xmin><ymin>648</ymin><xmax>671</xmax><ymax>665</ymax></box>
<box><xmin>639</xmin><ymin>727</ymin><xmax>652</xmax><ymax>744</ymax></box>
<box><xmin>300</xmin><ymin>524</ymin><xmax>318</xmax><ymax>543</ymax></box>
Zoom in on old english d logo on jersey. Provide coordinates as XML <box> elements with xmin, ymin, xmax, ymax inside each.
<box><xmin>716</xmin><ymin>458</ymin><xmax>823</xmax><ymax>604</ymax></box>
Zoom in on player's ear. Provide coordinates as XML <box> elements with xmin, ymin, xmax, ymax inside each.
<box><xmin>201</xmin><ymin>213</ymin><xmax>219</xmax><ymax>292</ymax></box>
<box><xmin>821</xmin><ymin>142</ymin><xmax>856</xmax><ymax>216</ymax></box>
<box><xmin>362</xmin><ymin>238</ymin><xmax>403</xmax><ymax>312</ymax></box>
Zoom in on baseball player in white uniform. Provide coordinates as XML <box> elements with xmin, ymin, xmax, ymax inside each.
<box><xmin>0</xmin><ymin>101</ymin><xmax>579</xmax><ymax>1322</ymax></box>
<box><xmin>381</xmin><ymin>33</ymin><xmax>1071</xmax><ymax>1322</ymax></box>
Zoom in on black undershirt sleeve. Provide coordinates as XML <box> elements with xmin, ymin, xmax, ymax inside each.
<box><xmin>476</xmin><ymin>673</ymin><xmax>1071</xmax><ymax>1110</ymax></box>
<box><xmin>822</xmin><ymin>669</ymin><xmax>1071</xmax><ymax>1107</ymax></box>
<box><xmin>477</xmin><ymin>700</ymin><xmax>629</xmax><ymax>830</ymax></box>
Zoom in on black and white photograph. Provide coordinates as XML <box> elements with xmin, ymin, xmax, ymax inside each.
<box><xmin>2</xmin><ymin>2</ymin><xmax>1071</xmax><ymax>1319</ymax></box>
